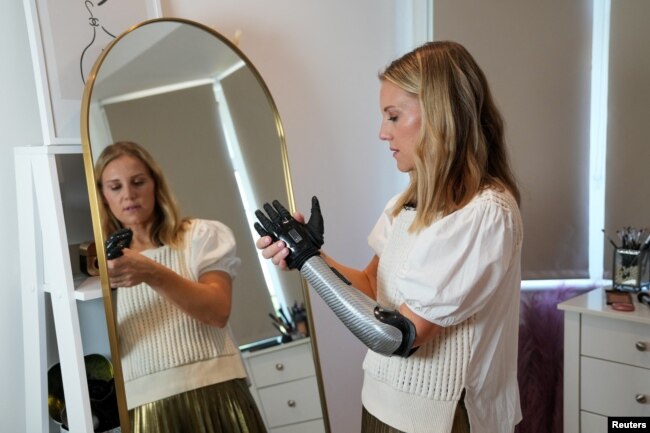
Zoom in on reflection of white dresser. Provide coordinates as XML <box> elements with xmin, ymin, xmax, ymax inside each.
<box><xmin>558</xmin><ymin>288</ymin><xmax>650</xmax><ymax>433</ymax></box>
<box><xmin>242</xmin><ymin>338</ymin><xmax>326</xmax><ymax>433</ymax></box>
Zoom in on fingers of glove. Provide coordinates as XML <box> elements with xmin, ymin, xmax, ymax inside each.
<box><xmin>310</xmin><ymin>196</ymin><xmax>321</xmax><ymax>215</ymax></box>
<box><xmin>272</xmin><ymin>200</ymin><xmax>293</xmax><ymax>221</ymax></box>
<box><xmin>106</xmin><ymin>248</ymin><xmax>123</xmax><ymax>260</ymax></box>
<box><xmin>306</xmin><ymin>196</ymin><xmax>324</xmax><ymax>242</ymax></box>
<box><xmin>255</xmin><ymin>209</ymin><xmax>278</xmax><ymax>235</ymax></box>
<box><xmin>105</xmin><ymin>228</ymin><xmax>132</xmax><ymax>259</ymax></box>
<box><xmin>106</xmin><ymin>241</ymin><xmax>126</xmax><ymax>259</ymax></box>
<box><xmin>105</xmin><ymin>238</ymin><xmax>120</xmax><ymax>253</ymax></box>
<box><xmin>263</xmin><ymin>202</ymin><xmax>282</xmax><ymax>224</ymax></box>
<box><xmin>307</xmin><ymin>196</ymin><xmax>323</xmax><ymax>223</ymax></box>
<box><xmin>254</xmin><ymin>222</ymin><xmax>271</xmax><ymax>239</ymax></box>
<box><xmin>105</xmin><ymin>235</ymin><xmax>127</xmax><ymax>251</ymax></box>
<box><xmin>107</xmin><ymin>228</ymin><xmax>132</xmax><ymax>244</ymax></box>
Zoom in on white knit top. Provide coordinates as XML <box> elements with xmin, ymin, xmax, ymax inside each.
<box><xmin>116</xmin><ymin>219</ymin><xmax>248</xmax><ymax>409</ymax></box>
<box><xmin>363</xmin><ymin>188</ymin><xmax>523</xmax><ymax>433</ymax></box>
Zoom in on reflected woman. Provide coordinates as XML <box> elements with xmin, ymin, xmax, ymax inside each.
<box><xmin>95</xmin><ymin>141</ymin><xmax>267</xmax><ymax>433</ymax></box>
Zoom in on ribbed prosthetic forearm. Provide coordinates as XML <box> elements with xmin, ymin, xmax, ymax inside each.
<box><xmin>301</xmin><ymin>256</ymin><xmax>412</xmax><ymax>356</ymax></box>
<box><xmin>253</xmin><ymin>198</ymin><xmax>415</xmax><ymax>357</ymax></box>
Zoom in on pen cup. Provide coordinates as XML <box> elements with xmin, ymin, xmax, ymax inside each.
<box><xmin>612</xmin><ymin>248</ymin><xmax>650</xmax><ymax>291</ymax></box>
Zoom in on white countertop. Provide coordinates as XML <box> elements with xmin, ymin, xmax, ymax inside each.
<box><xmin>558</xmin><ymin>286</ymin><xmax>650</xmax><ymax>325</ymax></box>
<box><xmin>240</xmin><ymin>336</ymin><xmax>312</xmax><ymax>358</ymax></box>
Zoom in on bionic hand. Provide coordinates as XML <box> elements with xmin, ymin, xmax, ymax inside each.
<box><xmin>254</xmin><ymin>196</ymin><xmax>324</xmax><ymax>270</ymax></box>
<box><xmin>105</xmin><ymin>228</ymin><xmax>133</xmax><ymax>260</ymax></box>
<box><xmin>254</xmin><ymin>197</ymin><xmax>417</xmax><ymax>357</ymax></box>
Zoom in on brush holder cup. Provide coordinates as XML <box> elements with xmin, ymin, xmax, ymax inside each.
<box><xmin>612</xmin><ymin>248</ymin><xmax>650</xmax><ymax>291</ymax></box>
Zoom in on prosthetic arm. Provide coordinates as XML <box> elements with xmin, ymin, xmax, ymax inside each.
<box><xmin>254</xmin><ymin>197</ymin><xmax>417</xmax><ymax>357</ymax></box>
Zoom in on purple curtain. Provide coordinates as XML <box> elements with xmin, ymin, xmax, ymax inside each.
<box><xmin>515</xmin><ymin>286</ymin><xmax>592</xmax><ymax>433</ymax></box>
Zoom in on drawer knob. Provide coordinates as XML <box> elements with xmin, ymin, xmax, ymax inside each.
<box><xmin>635</xmin><ymin>394</ymin><xmax>647</xmax><ymax>404</ymax></box>
<box><xmin>635</xmin><ymin>342</ymin><xmax>647</xmax><ymax>352</ymax></box>
<box><xmin>287</xmin><ymin>400</ymin><xmax>296</xmax><ymax>408</ymax></box>
<box><xmin>275</xmin><ymin>363</ymin><xmax>284</xmax><ymax>371</ymax></box>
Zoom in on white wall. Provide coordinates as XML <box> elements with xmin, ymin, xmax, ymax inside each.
<box><xmin>0</xmin><ymin>1</ymin><xmax>42</xmax><ymax>432</ymax></box>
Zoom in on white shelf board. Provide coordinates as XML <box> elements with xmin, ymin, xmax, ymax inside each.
<box><xmin>73</xmin><ymin>276</ymin><xmax>103</xmax><ymax>301</ymax></box>
<box><xmin>14</xmin><ymin>145</ymin><xmax>82</xmax><ymax>155</ymax></box>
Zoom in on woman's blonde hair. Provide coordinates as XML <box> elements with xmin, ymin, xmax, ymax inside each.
<box><xmin>381</xmin><ymin>41</ymin><xmax>520</xmax><ymax>232</ymax></box>
<box><xmin>95</xmin><ymin>141</ymin><xmax>189</xmax><ymax>247</ymax></box>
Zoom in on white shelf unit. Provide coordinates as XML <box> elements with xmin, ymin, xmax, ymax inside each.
<box><xmin>15</xmin><ymin>145</ymin><xmax>109</xmax><ymax>433</ymax></box>
<box><xmin>558</xmin><ymin>287</ymin><xmax>650</xmax><ymax>433</ymax></box>
<box><xmin>241</xmin><ymin>338</ymin><xmax>326</xmax><ymax>433</ymax></box>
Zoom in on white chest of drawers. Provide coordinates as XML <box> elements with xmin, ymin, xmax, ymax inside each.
<box><xmin>242</xmin><ymin>338</ymin><xmax>327</xmax><ymax>433</ymax></box>
<box><xmin>558</xmin><ymin>288</ymin><xmax>650</xmax><ymax>433</ymax></box>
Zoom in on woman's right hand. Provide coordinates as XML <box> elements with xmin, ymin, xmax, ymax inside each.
<box><xmin>256</xmin><ymin>236</ymin><xmax>290</xmax><ymax>270</ymax></box>
<box><xmin>255</xmin><ymin>212</ymin><xmax>305</xmax><ymax>271</ymax></box>
<box><xmin>106</xmin><ymin>248</ymin><xmax>156</xmax><ymax>288</ymax></box>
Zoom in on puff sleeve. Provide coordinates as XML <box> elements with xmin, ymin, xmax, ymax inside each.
<box><xmin>187</xmin><ymin>219</ymin><xmax>242</xmax><ymax>280</ymax></box>
<box><xmin>396</xmin><ymin>198</ymin><xmax>519</xmax><ymax>327</ymax></box>
<box><xmin>368</xmin><ymin>195</ymin><xmax>400</xmax><ymax>256</ymax></box>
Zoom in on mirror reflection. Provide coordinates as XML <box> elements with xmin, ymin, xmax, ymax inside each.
<box><xmin>81</xmin><ymin>18</ymin><xmax>326</xmax><ymax>433</ymax></box>
<box><xmin>95</xmin><ymin>141</ymin><xmax>268</xmax><ymax>432</ymax></box>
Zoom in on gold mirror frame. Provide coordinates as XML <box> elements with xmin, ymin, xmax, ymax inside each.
<box><xmin>80</xmin><ymin>17</ymin><xmax>328</xmax><ymax>432</ymax></box>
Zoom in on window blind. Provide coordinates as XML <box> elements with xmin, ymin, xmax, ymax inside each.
<box><xmin>434</xmin><ymin>0</ymin><xmax>593</xmax><ymax>279</ymax></box>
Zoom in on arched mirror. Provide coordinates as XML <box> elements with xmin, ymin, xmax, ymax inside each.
<box><xmin>80</xmin><ymin>18</ymin><xmax>328</xmax><ymax>433</ymax></box>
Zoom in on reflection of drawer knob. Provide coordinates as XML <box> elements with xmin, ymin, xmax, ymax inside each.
<box><xmin>635</xmin><ymin>342</ymin><xmax>647</xmax><ymax>352</ymax></box>
<box><xmin>635</xmin><ymin>394</ymin><xmax>647</xmax><ymax>404</ymax></box>
<box><xmin>275</xmin><ymin>363</ymin><xmax>284</xmax><ymax>371</ymax></box>
<box><xmin>287</xmin><ymin>400</ymin><xmax>296</xmax><ymax>407</ymax></box>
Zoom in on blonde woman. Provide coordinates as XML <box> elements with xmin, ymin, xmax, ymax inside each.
<box><xmin>257</xmin><ymin>41</ymin><xmax>523</xmax><ymax>433</ymax></box>
<box><xmin>96</xmin><ymin>141</ymin><xmax>266</xmax><ymax>433</ymax></box>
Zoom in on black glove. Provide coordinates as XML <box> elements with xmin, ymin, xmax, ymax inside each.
<box><xmin>105</xmin><ymin>228</ymin><xmax>133</xmax><ymax>260</ymax></box>
<box><xmin>254</xmin><ymin>196</ymin><xmax>324</xmax><ymax>270</ymax></box>
<box><xmin>305</xmin><ymin>196</ymin><xmax>324</xmax><ymax>248</ymax></box>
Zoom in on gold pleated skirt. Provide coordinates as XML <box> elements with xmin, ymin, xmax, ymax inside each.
<box><xmin>129</xmin><ymin>379</ymin><xmax>267</xmax><ymax>433</ymax></box>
